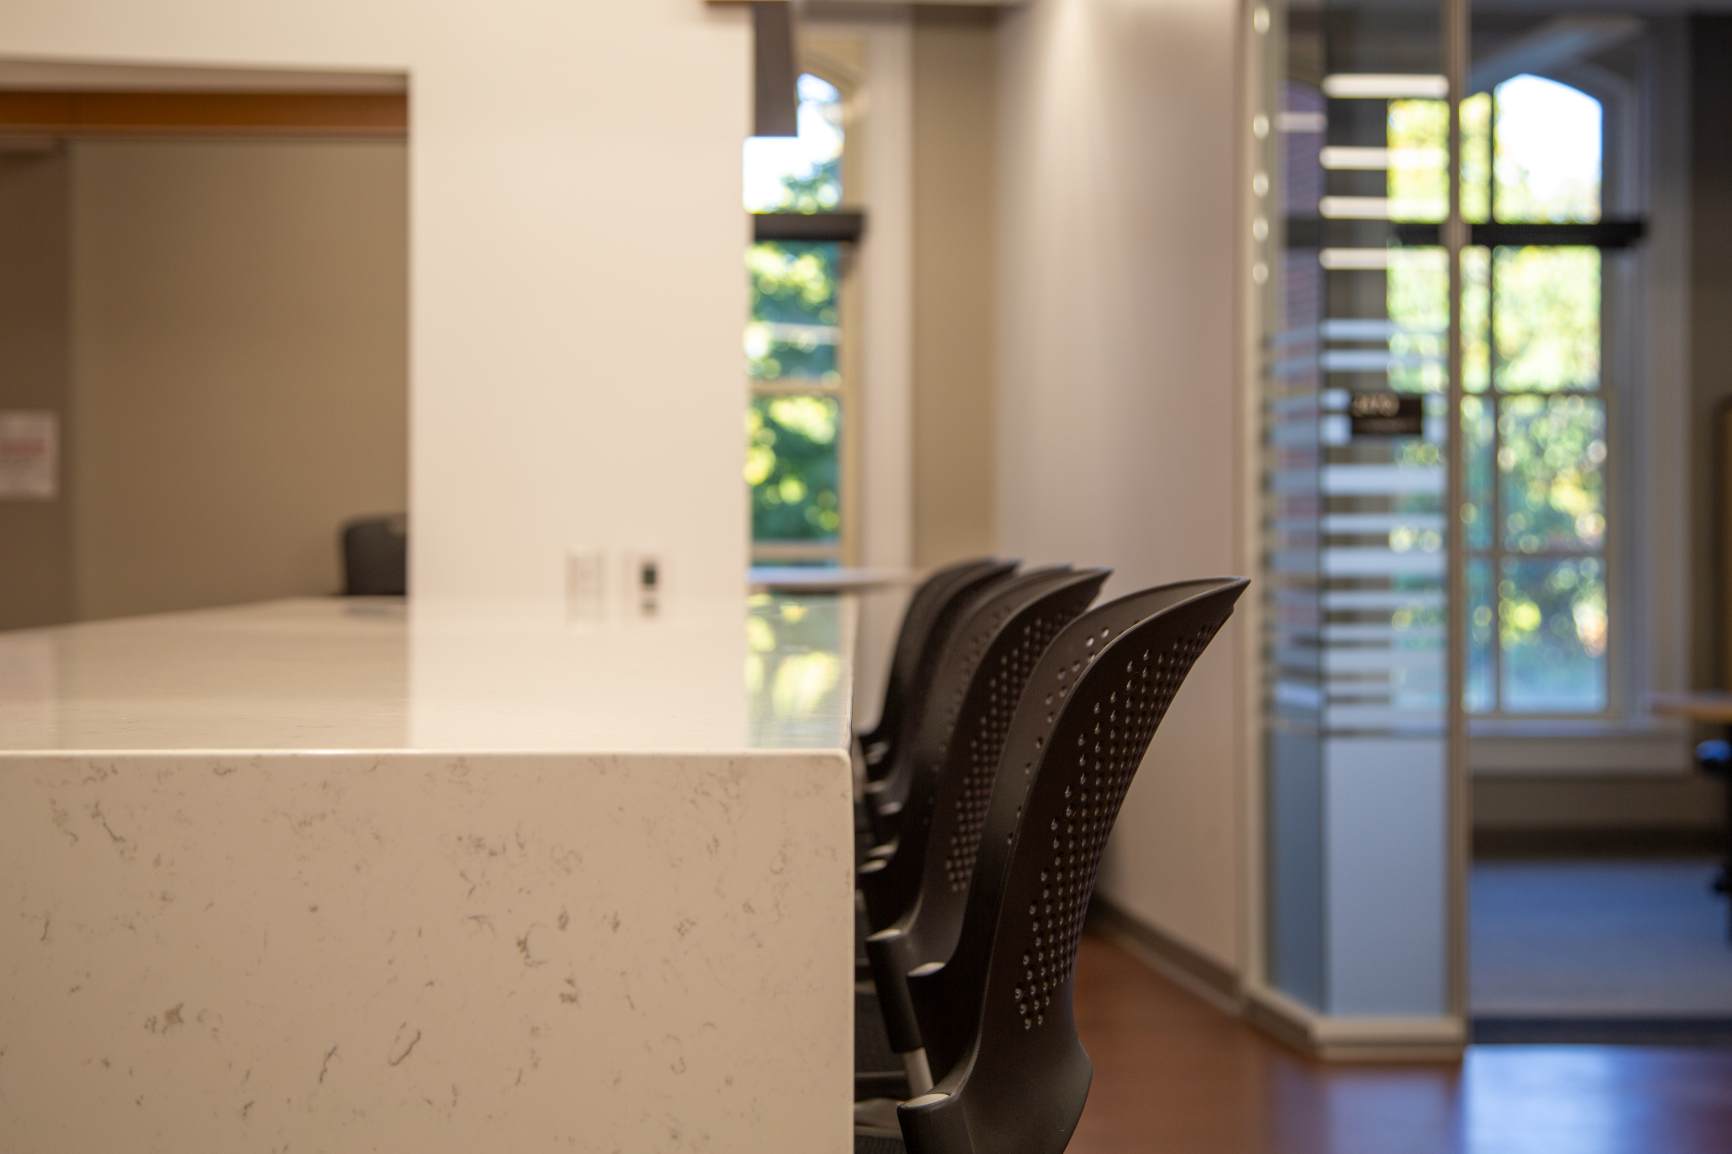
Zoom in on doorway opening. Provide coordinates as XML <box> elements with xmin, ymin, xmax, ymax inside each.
<box><xmin>0</xmin><ymin>60</ymin><xmax>409</xmax><ymax>629</ymax></box>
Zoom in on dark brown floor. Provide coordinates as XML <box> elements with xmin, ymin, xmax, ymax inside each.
<box><xmin>1069</xmin><ymin>932</ymin><xmax>1732</xmax><ymax>1154</ymax></box>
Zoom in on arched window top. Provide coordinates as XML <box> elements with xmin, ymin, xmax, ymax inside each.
<box><xmin>1492</xmin><ymin>74</ymin><xmax>1602</xmax><ymax>223</ymax></box>
<box><xmin>1386</xmin><ymin>75</ymin><xmax>1605</xmax><ymax>225</ymax></box>
<box><xmin>743</xmin><ymin>73</ymin><xmax>844</xmax><ymax>213</ymax></box>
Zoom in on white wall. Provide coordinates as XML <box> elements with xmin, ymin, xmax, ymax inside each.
<box><xmin>996</xmin><ymin>0</ymin><xmax>1246</xmax><ymax>972</ymax></box>
<box><xmin>1</xmin><ymin>0</ymin><xmax>751</xmax><ymax>609</ymax></box>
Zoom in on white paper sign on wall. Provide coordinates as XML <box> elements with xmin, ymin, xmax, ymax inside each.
<box><xmin>0</xmin><ymin>411</ymin><xmax>59</xmax><ymax>500</ymax></box>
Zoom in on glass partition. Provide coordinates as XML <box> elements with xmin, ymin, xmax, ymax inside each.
<box><xmin>1259</xmin><ymin>0</ymin><xmax>1455</xmax><ymax>1018</ymax></box>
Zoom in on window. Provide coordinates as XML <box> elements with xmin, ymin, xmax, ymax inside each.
<box><xmin>1387</xmin><ymin>76</ymin><xmax>1610</xmax><ymax>715</ymax></box>
<box><xmin>743</xmin><ymin>74</ymin><xmax>847</xmax><ymax>565</ymax></box>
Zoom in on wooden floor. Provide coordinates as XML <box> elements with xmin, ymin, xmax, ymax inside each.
<box><xmin>1069</xmin><ymin>932</ymin><xmax>1732</xmax><ymax>1154</ymax></box>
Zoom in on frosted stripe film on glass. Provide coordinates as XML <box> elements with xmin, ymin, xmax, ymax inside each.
<box><xmin>1261</xmin><ymin>22</ymin><xmax>1453</xmax><ymax>1019</ymax></box>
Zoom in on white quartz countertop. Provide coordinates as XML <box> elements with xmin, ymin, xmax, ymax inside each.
<box><xmin>0</xmin><ymin>594</ymin><xmax>854</xmax><ymax>755</ymax></box>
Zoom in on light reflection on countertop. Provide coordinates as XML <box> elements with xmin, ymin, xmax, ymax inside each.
<box><xmin>0</xmin><ymin>594</ymin><xmax>852</xmax><ymax>755</ymax></box>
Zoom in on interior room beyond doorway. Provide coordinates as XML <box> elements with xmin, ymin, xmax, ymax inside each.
<box><xmin>0</xmin><ymin>62</ymin><xmax>408</xmax><ymax>630</ymax></box>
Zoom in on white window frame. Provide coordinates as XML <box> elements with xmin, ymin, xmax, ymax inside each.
<box><xmin>1468</xmin><ymin>25</ymin><xmax>1694</xmax><ymax>776</ymax></box>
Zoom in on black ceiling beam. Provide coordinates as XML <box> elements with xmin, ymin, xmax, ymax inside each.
<box><xmin>751</xmin><ymin>1</ymin><xmax>798</xmax><ymax>138</ymax></box>
<box><xmin>1285</xmin><ymin>218</ymin><xmax>1647</xmax><ymax>250</ymax></box>
<box><xmin>1394</xmin><ymin>219</ymin><xmax>1648</xmax><ymax>249</ymax></box>
<box><xmin>1285</xmin><ymin>218</ymin><xmax>1394</xmax><ymax>249</ymax></box>
<box><xmin>753</xmin><ymin>211</ymin><xmax>866</xmax><ymax>243</ymax></box>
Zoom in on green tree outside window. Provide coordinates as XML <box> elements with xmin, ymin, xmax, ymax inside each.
<box><xmin>1387</xmin><ymin>76</ymin><xmax>1608</xmax><ymax>713</ymax></box>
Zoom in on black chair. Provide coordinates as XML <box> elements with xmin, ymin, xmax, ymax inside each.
<box><xmin>860</xmin><ymin>564</ymin><xmax>1072</xmax><ymax>849</ymax></box>
<box><xmin>861</xmin><ymin>562</ymin><xmax>1019</xmax><ymax>843</ymax></box>
<box><xmin>859</xmin><ymin>559</ymin><xmax>1013</xmax><ymax>780</ymax></box>
<box><xmin>854</xmin><ymin>559</ymin><xmax>1019</xmax><ymax>1082</ymax></box>
<box><xmin>340</xmin><ymin>514</ymin><xmax>407</xmax><ymax>596</ymax></box>
<box><xmin>856</xmin><ymin>568</ymin><xmax>1108</xmax><ymax>1096</ymax></box>
<box><xmin>860</xmin><ymin>566</ymin><xmax>1111</xmax><ymax>937</ymax></box>
<box><xmin>858</xmin><ymin>577</ymin><xmax>1247</xmax><ymax>1154</ymax></box>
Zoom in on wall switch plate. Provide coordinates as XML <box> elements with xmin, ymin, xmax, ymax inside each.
<box><xmin>565</xmin><ymin>548</ymin><xmax>607</xmax><ymax>623</ymax></box>
<box><xmin>625</xmin><ymin>551</ymin><xmax>664</xmax><ymax>619</ymax></box>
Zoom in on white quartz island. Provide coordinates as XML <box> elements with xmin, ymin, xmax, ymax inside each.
<box><xmin>0</xmin><ymin>596</ymin><xmax>855</xmax><ymax>1153</ymax></box>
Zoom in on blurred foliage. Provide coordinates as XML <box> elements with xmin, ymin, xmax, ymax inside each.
<box><xmin>746</xmin><ymin>395</ymin><xmax>840</xmax><ymax>542</ymax></box>
<box><xmin>1462</xmin><ymin>94</ymin><xmax>1491</xmax><ymax>224</ymax></box>
<box><xmin>1462</xmin><ymin>247</ymin><xmax>1490</xmax><ymax>393</ymax></box>
<box><xmin>773</xmin><ymin>161</ymin><xmax>843</xmax><ymax>215</ymax></box>
<box><xmin>1469</xmin><ymin>554</ymin><xmax>1607</xmax><ymax>713</ymax></box>
<box><xmin>1388</xmin><ymin>79</ymin><xmax>1601</xmax><ymax>225</ymax></box>
<box><xmin>1462</xmin><ymin>395</ymin><xmax>1495</xmax><ymax>551</ymax></box>
<box><xmin>1456</xmin><ymin>384</ymin><xmax>1608</xmax><ymax>714</ymax></box>
<box><xmin>1500</xmin><ymin>557</ymin><xmax>1607</xmax><ymax>711</ymax></box>
<box><xmin>1385</xmin><ymin>98</ymin><xmax>1454</xmax><ymax>223</ymax></box>
<box><xmin>745</xmin><ymin>76</ymin><xmax>846</xmax><ymax>553</ymax></box>
<box><xmin>1466</xmin><ymin>560</ymin><xmax>1495</xmax><ymax>711</ymax></box>
<box><xmin>1494</xmin><ymin>247</ymin><xmax>1600</xmax><ymax>392</ymax></box>
<box><xmin>747</xmin><ymin>241</ymin><xmax>840</xmax><ymax>382</ymax></box>
<box><xmin>1386</xmin><ymin>248</ymin><xmax>1449</xmax><ymax>393</ymax></box>
<box><xmin>1499</xmin><ymin>394</ymin><xmax>1606</xmax><ymax>553</ymax></box>
<box><xmin>1387</xmin><ymin>85</ymin><xmax>1607</xmax><ymax>713</ymax></box>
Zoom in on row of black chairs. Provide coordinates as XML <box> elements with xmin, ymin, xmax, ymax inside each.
<box><xmin>850</xmin><ymin>559</ymin><xmax>1246</xmax><ymax>1154</ymax></box>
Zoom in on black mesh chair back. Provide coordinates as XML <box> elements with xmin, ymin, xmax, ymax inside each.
<box><xmin>341</xmin><ymin>514</ymin><xmax>408</xmax><ymax>596</ymax></box>
<box><xmin>862</xmin><ymin>561</ymin><xmax>1019</xmax><ymax>823</ymax></box>
<box><xmin>863</xmin><ymin>564</ymin><xmax>1062</xmax><ymax>846</ymax></box>
<box><xmin>898</xmin><ymin>577</ymin><xmax>1248</xmax><ymax>1154</ymax></box>
<box><xmin>860</xmin><ymin>566</ymin><xmax>1109</xmax><ymax>933</ymax></box>
<box><xmin>860</xmin><ymin>559</ymin><xmax>1010</xmax><ymax>776</ymax></box>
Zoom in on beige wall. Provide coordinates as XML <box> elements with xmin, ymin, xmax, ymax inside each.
<box><xmin>69</xmin><ymin>140</ymin><xmax>408</xmax><ymax>620</ymax></box>
<box><xmin>1476</xmin><ymin>776</ymin><xmax>1725</xmax><ymax>833</ymax></box>
<box><xmin>0</xmin><ymin>148</ymin><xmax>73</xmax><ymax>630</ymax></box>
<box><xmin>912</xmin><ymin>9</ymin><xmax>997</xmax><ymax>568</ymax></box>
<box><xmin>996</xmin><ymin>0</ymin><xmax>1246</xmax><ymax>974</ymax></box>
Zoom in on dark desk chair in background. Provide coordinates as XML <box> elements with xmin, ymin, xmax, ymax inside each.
<box><xmin>341</xmin><ymin>514</ymin><xmax>407</xmax><ymax>596</ymax></box>
<box><xmin>1695</xmin><ymin>739</ymin><xmax>1732</xmax><ymax>938</ymax></box>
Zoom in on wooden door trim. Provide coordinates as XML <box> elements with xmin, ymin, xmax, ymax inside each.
<box><xmin>0</xmin><ymin>91</ymin><xmax>407</xmax><ymax>137</ymax></box>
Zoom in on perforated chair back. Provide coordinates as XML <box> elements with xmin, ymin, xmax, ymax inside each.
<box><xmin>860</xmin><ymin>559</ymin><xmax>1008</xmax><ymax>773</ymax></box>
<box><xmin>341</xmin><ymin>514</ymin><xmax>407</xmax><ymax>596</ymax></box>
<box><xmin>863</xmin><ymin>561</ymin><xmax>1019</xmax><ymax>827</ymax></box>
<box><xmin>898</xmin><ymin>577</ymin><xmax>1248</xmax><ymax>1154</ymax></box>
<box><xmin>860</xmin><ymin>567</ymin><xmax>1109</xmax><ymax>933</ymax></box>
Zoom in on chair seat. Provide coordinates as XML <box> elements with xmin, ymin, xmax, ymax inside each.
<box><xmin>855</xmin><ymin>1069</ymin><xmax>912</xmax><ymax>1101</ymax></box>
<box><xmin>855</xmin><ymin>1129</ymin><xmax>907</xmax><ymax>1154</ymax></box>
<box><xmin>856</xmin><ymin>988</ymin><xmax>901</xmax><ymax>1076</ymax></box>
<box><xmin>856</xmin><ymin>899</ymin><xmax>873</xmax><ymax>962</ymax></box>
<box><xmin>856</xmin><ymin>797</ymin><xmax>879</xmax><ymax>864</ymax></box>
